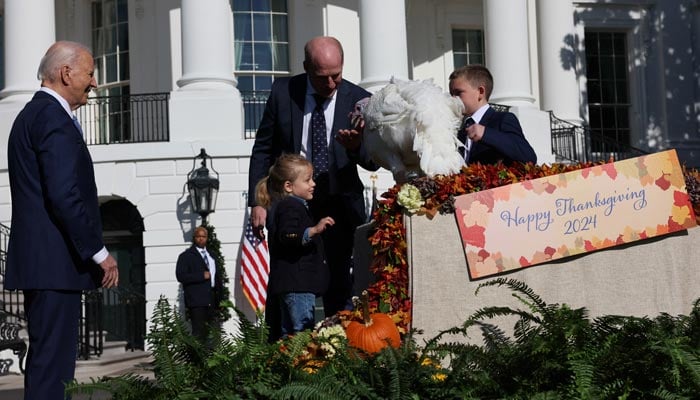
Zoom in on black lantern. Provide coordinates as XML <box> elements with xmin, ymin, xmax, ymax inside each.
<box><xmin>187</xmin><ymin>148</ymin><xmax>219</xmax><ymax>223</ymax></box>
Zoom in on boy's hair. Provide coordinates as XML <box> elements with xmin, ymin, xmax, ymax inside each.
<box><xmin>255</xmin><ymin>154</ymin><xmax>312</xmax><ymax>209</ymax></box>
<box><xmin>449</xmin><ymin>65</ymin><xmax>494</xmax><ymax>100</ymax></box>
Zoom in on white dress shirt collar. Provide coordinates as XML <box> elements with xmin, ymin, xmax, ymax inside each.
<box><xmin>40</xmin><ymin>87</ymin><xmax>74</xmax><ymax>119</ymax></box>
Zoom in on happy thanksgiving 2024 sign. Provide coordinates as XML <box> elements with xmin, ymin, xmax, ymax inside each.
<box><xmin>454</xmin><ymin>149</ymin><xmax>697</xmax><ymax>279</ymax></box>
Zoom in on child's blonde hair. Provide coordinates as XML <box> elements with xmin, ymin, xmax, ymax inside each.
<box><xmin>255</xmin><ymin>154</ymin><xmax>313</xmax><ymax>209</ymax></box>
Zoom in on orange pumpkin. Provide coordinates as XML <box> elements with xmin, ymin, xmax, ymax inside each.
<box><xmin>345</xmin><ymin>291</ymin><xmax>401</xmax><ymax>354</ymax></box>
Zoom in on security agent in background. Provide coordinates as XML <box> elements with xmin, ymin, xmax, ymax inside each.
<box><xmin>176</xmin><ymin>226</ymin><xmax>223</xmax><ymax>341</ymax></box>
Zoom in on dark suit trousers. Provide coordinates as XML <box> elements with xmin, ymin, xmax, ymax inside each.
<box><xmin>188</xmin><ymin>306</ymin><xmax>213</xmax><ymax>341</ymax></box>
<box><xmin>311</xmin><ymin>193</ymin><xmax>358</xmax><ymax>317</ymax></box>
<box><xmin>23</xmin><ymin>289</ymin><xmax>81</xmax><ymax>400</ymax></box>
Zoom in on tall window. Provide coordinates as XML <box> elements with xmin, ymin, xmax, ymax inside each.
<box><xmin>232</xmin><ymin>0</ymin><xmax>289</xmax><ymax>136</ymax></box>
<box><xmin>232</xmin><ymin>0</ymin><xmax>288</xmax><ymax>91</ymax></box>
<box><xmin>585</xmin><ymin>31</ymin><xmax>631</xmax><ymax>153</ymax></box>
<box><xmin>91</xmin><ymin>0</ymin><xmax>130</xmax><ymax>142</ymax></box>
<box><xmin>452</xmin><ymin>29</ymin><xmax>484</xmax><ymax>68</ymax></box>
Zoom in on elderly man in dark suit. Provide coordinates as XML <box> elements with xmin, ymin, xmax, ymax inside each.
<box><xmin>6</xmin><ymin>41</ymin><xmax>119</xmax><ymax>399</ymax></box>
<box><xmin>176</xmin><ymin>226</ymin><xmax>223</xmax><ymax>341</ymax></box>
<box><xmin>248</xmin><ymin>36</ymin><xmax>378</xmax><ymax>322</ymax></box>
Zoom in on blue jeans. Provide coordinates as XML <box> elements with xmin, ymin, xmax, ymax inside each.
<box><xmin>280</xmin><ymin>292</ymin><xmax>316</xmax><ymax>336</ymax></box>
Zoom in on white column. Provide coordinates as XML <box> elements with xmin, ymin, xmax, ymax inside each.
<box><xmin>0</xmin><ymin>0</ymin><xmax>55</xmax><ymax>102</ymax></box>
<box><xmin>483</xmin><ymin>0</ymin><xmax>535</xmax><ymax>106</ymax></box>
<box><xmin>358</xmin><ymin>0</ymin><xmax>409</xmax><ymax>93</ymax></box>
<box><xmin>0</xmin><ymin>0</ymin><xmax>55</xmax><ymax>166</ymax></box>
<box><xmin>536</xmin><ymin>0</ymin><xmax>583</xmax><ymax>125</ymax></box>
<box><xmin>177</xmin><ymin>0</ymin><xmax>236</xmax><ymax>90</ymax></box>
<box><xmin>169</xmin><ymin>0</ymin><xmax>244</xmax><ymax>142</ymax></box>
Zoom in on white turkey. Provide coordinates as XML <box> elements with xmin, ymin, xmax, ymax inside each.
<box><xmin>356</xmin><ymin>78</ymin><xmax>465</xmax><ymax>183</ymax></box>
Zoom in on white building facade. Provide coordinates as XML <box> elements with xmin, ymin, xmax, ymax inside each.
<box><xmin>0</xmin><ymin>0</ymin><xmax>699</xmax><ymax>341</ymax></box>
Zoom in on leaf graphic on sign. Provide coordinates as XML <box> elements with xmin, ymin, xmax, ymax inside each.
<box><xmin>461</xmin><ymin>201</ymin><xmax>490</xmax><ymax>227</ymax></box>
<box><xmin>530</xmin><ymin>251</ymin><xmax>548</xmax><ymax>264</ymax></box>
<box><xmin>492</xmin><ymin>185</ymin><xmax>511</xmax><ymax>202</ymax></box>
<box><xmin>670</xmin><ymin>204</ymin><xmax>690</xmax><ymax>226</ymax></box>
<box><xmin>645</xmin><ymin>154</ymin><xmax>674</xmax><ymax>180</ymax></box>
<box><xmin>544</xmin><ymin>181</ymin><xmax>557</xmax><ymax>194</ymax></box>
<box><xmin>584</xmin><ymin>240</ymin><xmax>596</xmax><ymax>252</ymax></box>
<box><xmin>639</xmin><ymin>173</ymin><xmax>654</xmax><ymax>186</ymax></box>
<box><xmin>655</xmin><ymin>174</ymin><xmax>671</xmax><ymax>190</ymax></box>
<box><xmin>674</xmin><ymin>190</ymin><xmax>690</xmax><ymax>207</ymax></box>
<box><xmin>667</xmin><ymin>215</ymin><xmax>685</xmax><ymax>232</ymax></box>
<box><xmin>461</xmin><ymin>224</ymin><xmax>486</xmax><ymax>248</ymax></box>
<box><xmin>471</xmin><ymin>190</ymin><xmax>495</xmax><ymax>212</ymax></box>
<box><xmin>544</xmin><ymin>246</ymin><xmax>557</xmax><ymax>257</ymax></box>
<box><xmin>557</xmin><ymin>244</ymin><xmax>570</xmax><ymax>257</ymax></box>
<box><xmin>477</xmin><ymin>249</ymin><xmax>490</xmax><ymax>261</ymax></box>
<box><xmin>617</xmin><ymin>159</ymin><xmax>640</xmax><ymax>180</ymax></box>
<box><xmin>601</xmin><ymin>163</ymin><xmax>618</xmax><ymax>179</ymax></box>
<box><xmin>656</xmin><ymin>223</ymin><xmax>670</xmax><ymax>236</ymax></box>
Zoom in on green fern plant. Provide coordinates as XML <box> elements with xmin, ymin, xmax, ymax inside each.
<box><xmin>66</xmin><ymin>280</ymin><xmax>700</xmax><ymax>399</ymax></box>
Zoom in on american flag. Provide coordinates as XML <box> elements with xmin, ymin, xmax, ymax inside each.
<box><xmin>240</xmin><ymin>222</ymin><xmax>270</xmax><ymax>311</ymax></box>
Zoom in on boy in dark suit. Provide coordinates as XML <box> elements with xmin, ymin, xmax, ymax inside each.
<box><xmin>449</xmin><ymin>65</ymin><xmax>537</xmax><ymax>165</ymax></box>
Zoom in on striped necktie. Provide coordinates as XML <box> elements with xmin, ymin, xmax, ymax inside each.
<box><xmin>200</xmin><ymin>250</ymin><xmax>209</xmax><ymax>269</ymax></box>
<box><xmin>457</xmin><ymin>117</ymin><xmax>475</xmax><ymax>162</ymax></box>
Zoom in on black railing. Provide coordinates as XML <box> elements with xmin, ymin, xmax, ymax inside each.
<box><xmin>76</xmin><ymin>92</ymin><xmax>170</xmax><ymax>145</ymax></box>
<box><xmin>550</xmin><ymin>112</ymin><xmax>648</xmax><ymax>163</ymax></box>
<box><xmin>79</xmin><ymin>290</ymin><xmax>103</xmax><ymax>359</ymax></box>
<box><xmin>0</xmin><ymin>223</ymin><xmax>23</xmax><ymax>324</ymax></box>
<box><xmin>78</xmin><ymin>286</ymin><xmax>146</xmax><ymax>359</ymax></box>
<box><xmin>241</xmin><ymin>90</ymin><xmax>270</xmax><ymax>139</ymax></box>
<box><xmin>1</xmin><ymin>223</ymin><xmax>145</xmax><ymax>359</ymax></box>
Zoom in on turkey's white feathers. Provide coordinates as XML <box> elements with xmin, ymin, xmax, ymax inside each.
<box><xmin>362</xmin><ymin>78</ymin><xmax>465</xmax><ymax>182</ymax></box>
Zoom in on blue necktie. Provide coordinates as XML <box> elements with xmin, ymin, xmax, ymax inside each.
<box><xmin>311</xmin><ymin>94</ymin><xmax>329</xmax><ymax>177</ymax></box>
<box><xmin>72</xmin><ymin>115</ymin><xmax>84</xmax><ymax>137</ymax></box>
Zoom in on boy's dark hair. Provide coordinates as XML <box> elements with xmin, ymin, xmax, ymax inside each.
<box><xmin>449</xmin><ymin>65</ymin><xmax>494</xmax><ymax>100</ymax></box>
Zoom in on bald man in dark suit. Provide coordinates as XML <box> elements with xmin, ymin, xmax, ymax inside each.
<box><xmin>248</xmin><ymin>36</ymin><xmax>379</xmax><ymax>324</ymax></box>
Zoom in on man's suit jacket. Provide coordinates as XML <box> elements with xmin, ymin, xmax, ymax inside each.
<box><xmin>248</xmin><ymin>73</ymin><xmax>378</xmax><ymax>224</ymax></box>
<box><xmin>266</xmin><ymin>196</ymin><xmax>328</xmax><ymax>296</ymax></box>
<box><xmin>468</xmin><ymin>107</ymin><xmax>537</xmax><ymax>165</ymax></box>
<box><xmin>176</xmin><ymin>246</ymin><xmax>223</xmax><ymax>308</ymax></box>
<box><xmin>6</xmin><ymin>91</ymin><xmax>104</xmax><ymax>290</ymax></box>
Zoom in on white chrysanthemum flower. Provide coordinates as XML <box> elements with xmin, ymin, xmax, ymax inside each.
<box><xmin>317</xmin><ymin>324</ymin><xmax>346</xmax><ymax>357</ymax></box>
<box><xmin>397</xmin><ymin>183</ymin><xmax>424</xmax><ymax>213</ymax></box>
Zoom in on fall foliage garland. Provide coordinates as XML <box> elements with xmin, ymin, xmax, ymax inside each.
<box><xmin>365</xmin><ymin>160</ymin><xmax>700</xmax><ymax>333</ymax></box>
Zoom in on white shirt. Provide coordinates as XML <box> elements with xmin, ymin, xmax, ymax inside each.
<box><xmin>199</xmin><ymin>248</ymin><xmax>216</xmax><ymax>287</ymax></box>
<box><xmin>461</xmin><ymin>104</ymin><xmax>491</xmax><ymax>161</ymax></box>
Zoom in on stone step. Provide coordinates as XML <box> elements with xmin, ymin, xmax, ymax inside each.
<box><xmin>75</xmin><ymin>346</ymin><xmax>153</xmax><ymax>378</ymax></box>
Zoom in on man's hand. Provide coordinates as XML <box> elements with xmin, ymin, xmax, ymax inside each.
<box><xmin>336</xmin><ymin>128</ymin><xmax>362</xmax><ymax>151</ymax></box>
<box><xmin>251</xmin><ymin>206</ymin><xmax>267</xmax><ymax>240</ymax></box>
<box><xmin>99</xmin><ymin>254</ymin><xmax>119</xmax><ymax>288</ymax></box>
<box><xmin>204</xmin><ymin>271</ymin><xmax>211</xmax><ymax>280</ymax></box>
